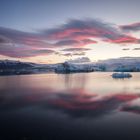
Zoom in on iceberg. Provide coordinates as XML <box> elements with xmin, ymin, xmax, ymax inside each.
<box><xmin>112</xmin><ymin>72</ymin><xmax>132</xmax><ymax>79</ymax></box>
<box><xmin>55</xmin><ymin>62</ymin><xmax>102</xmax><ymax>73</ymax></box>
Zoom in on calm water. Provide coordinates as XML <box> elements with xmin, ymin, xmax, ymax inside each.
<box><xmin>0</xmin><ymin>72</ymin><xmax>140</xmax><ymax>140</ymax></box>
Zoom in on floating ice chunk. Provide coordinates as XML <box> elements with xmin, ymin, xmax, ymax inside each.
<box><xmin>112</xmin><ymin>72</ymin><xmax>132</xmax><ymax>79</ymax></box>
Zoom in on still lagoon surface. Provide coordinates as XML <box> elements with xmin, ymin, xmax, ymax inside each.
<box><xmin>0</xmin><ymin>72</ymin><xmax>140</xmax><ymax>140</ymax></box>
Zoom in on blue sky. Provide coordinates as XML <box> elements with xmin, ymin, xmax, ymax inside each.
<box><xmin>0</xmin><ymin>0</ymin><xmax>140</xmax><ymax>63</ymax></box>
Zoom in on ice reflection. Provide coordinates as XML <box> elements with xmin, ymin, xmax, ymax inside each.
<box><xmin>64</xmin><ymin>74</ymin><xmax>87</xmax><ymax>89</ymax></box>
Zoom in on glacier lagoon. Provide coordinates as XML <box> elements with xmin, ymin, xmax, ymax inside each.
<box><xmin>0</xmin><ymin>72</ymin><xmax>140</xmax><ymax>140</ymax></box>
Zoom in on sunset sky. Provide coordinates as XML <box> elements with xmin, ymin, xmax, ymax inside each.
<box><xmin>0</xmin><ymin>0</ymin><xmax>140</xmax><ymax>63</ymax></box>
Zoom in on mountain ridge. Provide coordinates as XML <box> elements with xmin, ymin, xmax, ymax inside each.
<box><xmin>0</xmin><ymin>57</ymin><xmax>140</xmax><ymax>75</ymax></box>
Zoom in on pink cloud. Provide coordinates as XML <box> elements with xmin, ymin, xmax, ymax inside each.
<box><xmin>120</xmin><ymin>22</ymin><xmax>140</xmax><ymax>32</ymax></box>
<box><xmin>106</xmin><ymin>36</ymin><xmax>140</xmax><ymax>44</ymax></box>
<box><xmin>1</xmin><ymin>19</ymin><xmax>140</xmax><ymax>58</ymax></box>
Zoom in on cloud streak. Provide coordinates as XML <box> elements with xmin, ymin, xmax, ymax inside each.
<box><xmin>120</xmin><ymin>22</ymin><xmax>140</xmax><ymax>32</ymax></box>
<box><xmin>62</xmin><ymin>47</ymin><xmax>91</xmax><ymax>52</ymax></box>
<box><xmin>43</xmin><ymin>19</ymin><xmax>140</xmax><ymax>44</ymax></box>
<box><xmin>0</xmin><ymin>44</ymin><xmax>55</xmax><ymax>58</ymax></box>
<box><xmin>63</xmin><ymin>52</ymin><xmax>86</xmax><ymax>57</ymax></box>
<box><xmin>133</xmin><ymin>48</ymin><xmax>140</xmax><ymax>50</ymax></box>
<box><xmin>122</xmin><ymin>48</ymin><xmax>130</xmax><ymax>51</ymax></box>
<box><xmin>0</xmin><ymin>19</ymin><xmax>140</xmax><ymax>58</ymax></box>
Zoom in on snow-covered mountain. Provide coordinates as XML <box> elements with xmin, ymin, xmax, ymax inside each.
<box><xmin>97</xmin><ymin>57</ymin><xmax>140</xmax><ymax>71</ymax></box>
<box><xmin>98</xmin><ymin>57</ymin><xmax>140</xmax><ymax>65</ymax></box>
<box><xmin>55</xmin><ymin>61</ymin><xmax>102</xmax><ymax>73</ymax></box>
<box><xmin>0</xmin><ymin>60</ymin><xmax>58</xmax><ymax>75</ymax></box>
<box><xmin>55</xmin><ymin>57</ymin><xmax>140</xmax><ymax>73</ymax></box>
<box><xmin>0</xmin><ymin>57</ymin><xmax>140</xmax><ymax>75</ymax></box>
<box><xmin>0</xmin><ymin>60</ymin><xmax>35</xmax><ymax>69</ymax></box>
<box><xmin>55</xmin><ymin>57</ymin><xmax>104</xmax><ymax>73</ymax></box>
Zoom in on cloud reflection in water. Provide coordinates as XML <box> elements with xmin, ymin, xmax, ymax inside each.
<box><xmin>0</xmin><ymin>88</ymin><xmax>139</xmax><ymax>118</ymax></box>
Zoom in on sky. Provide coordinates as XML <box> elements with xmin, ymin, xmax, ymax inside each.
<box><xmin>0</xmin><ymin>0</ymin><xmax>140</xmax><ymax>63</ymax></box>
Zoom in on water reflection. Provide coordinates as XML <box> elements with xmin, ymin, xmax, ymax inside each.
<box><xmin>0</xmin><ymin>87</ymin><xmax>140</xmax><ymax>117</ymax></box>
<box><xmin>0</xmin><ymin>73</ymin><xmax>140</xmax><ymax>139</ymax></box>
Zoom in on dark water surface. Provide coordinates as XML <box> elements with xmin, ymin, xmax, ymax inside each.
<box><xmin>0</xmin><ymin>72</ymin><xmax>140</xmax><ymax>140</ymax></box>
